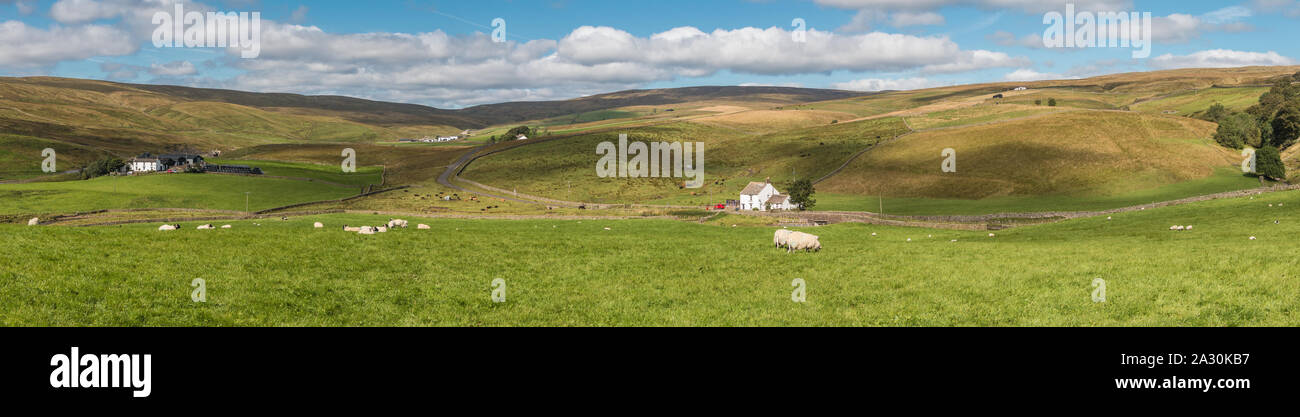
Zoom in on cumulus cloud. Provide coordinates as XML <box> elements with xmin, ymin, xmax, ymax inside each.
<box><xmin>890</xmin><ymin>11</ymin><xmax>946</xmax><ymax>26</ymax></box>
<box><xmin>831</xmin><ymin>77</ymin><xmax>938</xmax><ymax>91</ymax></box>
<box><xmin>1148</xmin><ymin>49</ymin><xmax>1295</xmax><ymax>69</ymax></box>
<box><xmin>814</xmin><ymin>0</ymin><xmax>1132</xmax><ymax>14</ymax></box>
<box><xmin>1002</xmin><ymin>68</ymin><xmax>1072</xmax><ymax>81</ymax></box>
<box><xmin>0</xmin><ymin>21</ymin><xmax>136</xmax><ymax>68</ymax></box>
<box><xmin>224</xmin><ymin>22</ymin><xmax>1025</xmax><ymax>106</ymax></box>
<box><xmin>149</xmin><ymin>60</ymin><xmax>196</xmax><ymax>76</ymax></box>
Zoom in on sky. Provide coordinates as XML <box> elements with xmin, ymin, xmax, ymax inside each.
<box><xmin>0</xmin><ymin>0</ymin><xmax>1297</xmax><ymax>108</ymax></box>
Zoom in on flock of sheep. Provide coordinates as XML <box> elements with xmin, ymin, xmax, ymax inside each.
<box><xmin>773</xmin><ymin>229</ymin><xmax>821</xmax><ymax>253</ymax></box>
<box><xmin>152</xmin><ymin>218</ymin><xmax>431</xmax><ymax>233</ymax></box>
<box><xmin>339</xmin><ymin>218</ymin><xmax>431</xmax><ymax>235</ymax></box>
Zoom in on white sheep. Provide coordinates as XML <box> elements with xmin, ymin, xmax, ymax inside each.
<box><xmin>221</xmin><ymin>225</ymin><xmax>232</xmax><ymax>229</ymax></box>
<box><xmin>786</xmin><ymin>232</ymin><xmax>821</xmax><ymax>253</ymax></box>
<box><xmin>359</xmin><ymin>226</ymin><xmax>376</xmax><ymax>235</ymax></box>
<box><xmin>417</xmin><ymin>224</ymin><xmax>431</xmax><ymax>230</ymax></box>
<box><xmin>774</xmin><ymin>229</ymin><xmax>793</xmax><ymax>248</ymax></box>
<box><xmin>314</xmin><ymin>222</ymin><xmax>324</xmax><ymax>229</ymax></box>
<box><xmin>158</xmin><ymin>224</ymin><xmax>178</xmax><ymax>231</ymax></box>
<box><xmin>27</xmin><ymin>218</ymin><xmax>39</xmax><ymax>226</ymax></box>
<box><xmin>197</xmin><ymin>224</ymin><xmax>214</xmax><ymax>230</ymax></box>
<box><xmin>343</xmin><ymin>226</ymin><xmax>361</xmax><ymax>232</ymax></box>
<box><xmin>377</xmin><ymin>226</ymin><xmax>389</xmax><ymax>233</ymax></box>
<box><xmin>387</xmin><ymin>219</ymin><xmax>409</xmax><ymax>228</ymax></box>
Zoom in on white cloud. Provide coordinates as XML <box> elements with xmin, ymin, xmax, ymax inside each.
<box><xmin>890</xmin><ymin>12</ymin><xmax>946</xmax><ymax>26</ymax></box>
<box><xmin>50</xmin><ymin>0</ymin><xmax>131</xmax><ymax>24</ymax></box>
<box><xmin>149</xmin><ymin>60</ymin><xmax>196</xmax><ymax>76</ymax></box>
<box><xmin>1148</xmin><ymin>49</ymin><xmax>1295</xmax><ymax>69</ymax></box>
<box><xmin>0</xmin><ymin>21</ymin><xmax>136</xmax><ymax>68</ymax></box>
<box><xmin>814</xmin><ymin>0</ymin><xmax>1132</xmax><ymax>14</ymax></box>
<box><xmin>1003</xmin><ymin>68</ymin><xmax>1072</xmax><ymax>81</ymax></box>
<box><xmin>831</xmin><ymin>77</ymin><xmax>937</xmax><ymax>91</ymax></box>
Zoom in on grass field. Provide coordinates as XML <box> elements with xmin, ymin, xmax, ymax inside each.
<box><xmin>3</xmin><ymin>187</ymin><xmax>1298</xmax><ymax>326</ymax></box>
<box><xmin>461</xmin><ymin>118</ymin><xmax>909</xmax><ymax>206</ymax></box>
<box><xmin>818</xmin><ymin>111</ymin><xmax>1241</xmax><ymax>200</ymax></box>
<box><xmin>0</xmin><ymin>174</ymin><xmax>358</xmax><ymax>215</ymax></box>
<box><xmin>207</xmin><ymin>158</ymin><xmax>383</xmax><ymax>188</ymax></box>
<box><xmin>815</xmin><ymin>167</ymin><xmax>1262</xmax><ymax>215</ymax></box>
<box><xmin>1130</xmin><ymin>87</ymin><xmax>1271</xmax><ymax>117</ymax></box>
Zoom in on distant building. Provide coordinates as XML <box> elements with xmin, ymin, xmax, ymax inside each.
<box><xmin>739</xmin><ymin>180</ymin><xmax>795</xmax><ymax>211</ymax></box>
<box><xmin>516</xmin><ymin>134</ymin><xmax>529</xmax><ymax>141</ymax></box>
<box><xmin>1013</xmin><ymin>86</ymin><xmax>1028</xmax><ymax>91</ymax></box>
<box><xmin>127</xmin><ymin>152</ymin><xmax>204</xmax><ymax>173</ymax></box>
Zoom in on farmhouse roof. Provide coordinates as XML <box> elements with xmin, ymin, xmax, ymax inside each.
<box><xmin>740</xmin><ymin>181</ymin><xmax>769</xmax><ymax>196</ymax></box>
<box><xmin>767</xmin><ymin>194</ymin><xmax>789</xmax><ymax>205</ymax></box>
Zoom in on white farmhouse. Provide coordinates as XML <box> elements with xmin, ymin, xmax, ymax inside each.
<box><xmin>739</xmin><ymin>180</ymin><xmax>796</xmax><ymax>211</ymax></box>
<box><xmin>127</xmin><ymin>154</ymin><xmax>162</xmax><ymax>172</ymax></box>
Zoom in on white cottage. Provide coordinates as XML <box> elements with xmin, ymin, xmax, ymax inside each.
<box><xmin>128</xmin><ymin>155</ymin><xmax>162</xmax><ymax>172</ymax></box>
<box><xmin>739</xmin><ymin>181</ymin><xmax>796</xmax><ymax>211</ymax></box>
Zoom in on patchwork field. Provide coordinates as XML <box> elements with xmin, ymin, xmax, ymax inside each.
<box><xmin>4</xmin><ymin>188</ymin><xmax>1298</xmax><ymax>326</ymax></box>
<box><xmin>0</xmin><ymin>174</ymin><xmax>358</xmax><ymax>215</ymax></box>
<box><xmin>818</xmin><ymin>111</ymin><xmax>1243</xmax><ymax>200</ymax></box>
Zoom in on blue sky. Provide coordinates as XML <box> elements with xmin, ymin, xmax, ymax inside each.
<box><xmin>1</xmin><ymin>0</ymin><xmax>1297</xmax><ymax>108</ymax></box>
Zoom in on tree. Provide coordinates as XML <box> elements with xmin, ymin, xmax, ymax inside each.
<box><xmin>1034</xmin><ymin>99</ymin><xmax>1042</xmax><ymax>106</ymax></box>
<box><xmin>1203</xmin><ymin>102</ymin><xmax>1228</xmax><ymax>123</ymax></box>
<box><xmin>1255</xmin><ymin>146</ymin><xmax>1286</xmax><ymax>181</ymax></box>
<box><xmin>787</xmin><ymin>178</ymin><xmax>816</xmax><ymax>211</ymax></box>
<box><xmin>1213</xmin><ymin>112</ymin><xmax>1261</xmax><ymax>149</ymax></box>
<box><xmin>1270</xmin><ymin>105</ymin><xmax>1300</xmax><ymax>148</ymax></box>
<box><xmin>1047</xmin><ymin>98</ymin><xmax>1057</xmax><ymax>107</ymax></box>
<box><xmin>504</xmin><ymin>126</ymin><xmax>532</xmax><ymax>140</ymax></box>
<box><xmin>80</xmin><ymin>157</ymin><xmax>124</xmax><ymax>180</ymax></box>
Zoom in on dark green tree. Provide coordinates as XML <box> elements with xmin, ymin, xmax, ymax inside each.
<box><xmin>1047</xmin><ymin>98</ymin><xmax>1057</xmax><ymax>107</ymax></box>
<box><xmin>1255</xmin><ymin>146</ymin><xmax>1286</xmax><ymax>181</ymax></box>
<box><xmin>1213</xmin><ymin>112</ymin><xmax>1260</xmax><ymax>149</ymax></box>
<box><xmin>80</xmin><ymin>157</ymin><xmax>124</xmax><ymax>179</ymax></box>
<box><xmin>504</xmin><ymin>126</ymin><xmax>532</xmax><ymax>140</ymax></box>
<box><xmin>1270</xmin><ymin>105</ymin><xmax>1300</xmax><ymax>148</ymax></box>
<box><xmin>1203</xmin><ymin>102</ymin><xmax>1228</xmax><ymax>123</ymax></box>
<box><xmin>787</xmin><ymin>178</ymin><xmax>816</xmax><ymax>211</ymax></box>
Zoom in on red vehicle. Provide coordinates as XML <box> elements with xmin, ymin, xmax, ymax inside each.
<box><xmin>714</xmin><ymin>204</ymin><xmax>726</xmax><ymax>210</ymax></box>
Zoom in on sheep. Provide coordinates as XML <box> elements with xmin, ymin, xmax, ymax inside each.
<box><xmin>27</xmin><ymin>218</ymin><xmax>39</xmax><ymax>226</ymax></box>
<box><xmin>417</xmin><ymin>224</ymin><xmax>431</xmax><ymax>230</ymax></box>
<box><xmin>1250</xmin><ymin>236</ymin><xmax>1257</xmax><ymax>240</ymax></box>
<box><xmin>343</xmin><ymin>226</ymin><xmax>362</xmax><ymax>232</ymax></box>
<box><xmin>158</xmin><ymin>224</ymin><xmax>179</xmax><ymax>231</ymax></box>
<box><xmin>1186</xmin><ymin>225</ymin><xmax>1193</xmax><ymax>230</ymax></box>
<box><xmin>774</xmin><ymin>229</ymin><xmax>793</xmax><ymax>248</ymax></box>
<box><xmin>221</xmin><ymin>225</ymin><xmax>232</xmax><ymax>229</ymax></box>
<box><xmin>785</xmin><ymin>232</ymin><xmax>821</xmax><ymax>253</ymax></box>
<box><xmin>359</xmin><ymin>226</ymin><xmax>376</xmax><ymax>235</ymax></box>
<box><xmin>197</xmin><ymin>224</ymin><xmax>214</xmax><ymax>230</ymax></box>
<box><xmin>387</xmin><ymin>219</ymin><xmax>409</xmax><ymax>228</ymax></box>
<box><xmin>314</xmin><ymin>222</ymin><xmax>324</xmax><ymax>229</ymax></box>
<box><xmin>377</xmin><ymin>226</ymin><xmax>389</xmax><ymax>233</ymax></box>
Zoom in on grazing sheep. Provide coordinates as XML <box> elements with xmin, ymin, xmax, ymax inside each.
<box><xmin>785</xmin><ymin>232</ymin><xmax>821</xmax><ymax>253</ymax></box>
<box><xmin>359</xmin><ymin>226</ymin><xmax>376</xmax><ymax>235</ymax></box>
<box><xmin>197</xmin><ymin>224</ymin><xmax>214</xmax><ymax>230</ymax></box>
<box><xmin>774</xmin><ymin>229</ymin><xmax>793</xmax><ymax>248</ymax></box>
<box><xmin>158</xmin><ymin>224</ymin><xmax>178</xmax><ymax>231</ymax></box>
<box><xmin>387</xmin><ymin>219</ymin><xmax>409</xmax><ymax>228</ymax></box>
<box><xmin>377</xmin><ymin>226</ymin><xmax>389</xmax><ymax>233</ymax></box>
<box><xmin>221</xmin><ymin>225</ymin><xmax>232</xmax><ymax>229</ymax></box>
<box><xmin>27</xmin><ymin>217</ymin><xmax>39</xmax><ymax>226</ymax></box>
<box><xmin>1186</xmin><ymin>225</ymin><xmax>1193</xmax><ymax>230</ymax></box>
<box><xmin>988</xmin><ymin>233</ymin><xmax>996</xmax><ymax>237</ymax></box>
<box><xmin>314</xmin><ymin>222</ymin><xmax>324</xmax><ymax>229</ymax></box>
<box><xmin>1250</xmin><ymin>236</ymin><xmax>1257</xmax><ymax>240</ymax></box>
<box><xmin>417</xmin><ymin>224</ymin><xmax>431</xmax><ymax>230</ymax></box>
<box><xmin>343</xmin><ymin>226</ymin><xmax>362</xmax><ymax>232</ymax></box>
